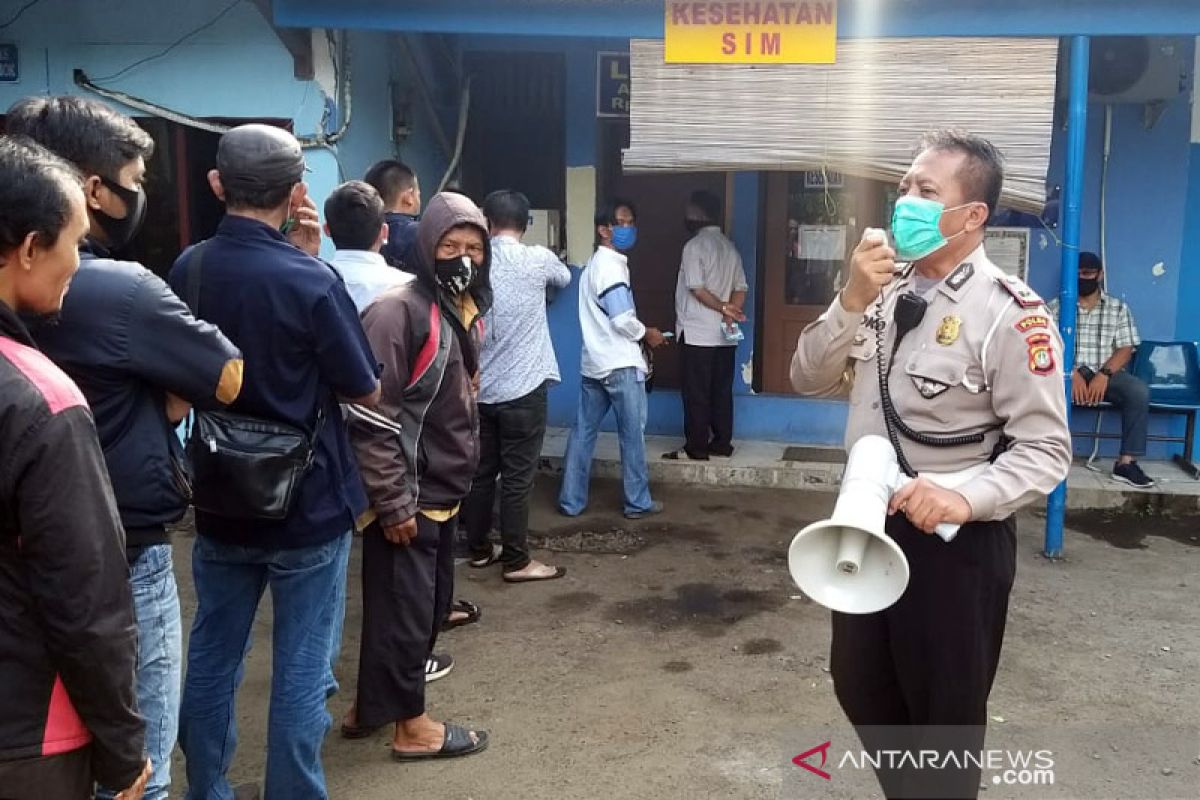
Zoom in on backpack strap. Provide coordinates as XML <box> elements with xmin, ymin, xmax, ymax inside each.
<box><xmin>185</xmin><ymin>241</ymin><xmax>209</xmax><ymax>316</ymax></box>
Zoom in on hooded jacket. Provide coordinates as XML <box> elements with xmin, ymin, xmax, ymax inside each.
<box><xmin>0</xmin><ymin>301</ymin><xmax>144</xmax><ymax>788</ymax></box>
<box><xmin>348</xmin><ymin>192</ymin><xmax>493</xmax><ymax>525</ymax></box>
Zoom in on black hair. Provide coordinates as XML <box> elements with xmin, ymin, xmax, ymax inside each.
<box><xmin>482</xmin><ymin>189</ymin><xmax>530</xmax><ymax>232</ymax></box>
<box><xmin>918</xmin><ymin>129</ymin><xmax>1006</xmax><ymax>217</ymax></box>
<box><xmin>1079</xmin><ymin>252</ymin><xmax>1103</xmax><ymax>272</ymax></box>
<box><xmin>688</xmin><ymin>190</ymin><xmax>722</xmax><ymax>224</ymax></box>
<box><xmin>324</xmin><ymin>180</ymin><xmax>386</xmax><ymax>251</ymax></box>
<box><xmin>0</xmin><ymin>135</ymin><xmax>83</xmax><ymax>254</ymax></box>
<box><xmin>595</xmin><ymin>197</ymin><xmax>637</xmax><ymax>227</ymax></box>
<box><xmin>222</xmin><ymin>183</ymin><xmax>294</xmax><ymax>212</ymax></box>
<box><xmin>5</xmin><ymin>95</ymin><xmax>154</xmax><ymax>180</ymax></box>
<box><xmin>364</xmin><ymin>159</ymin><xmax>417</xmax><ymax>207</ymax></box>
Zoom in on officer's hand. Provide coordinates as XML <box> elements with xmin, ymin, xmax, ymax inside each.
<box><xmin>889</xmin><ymin>478</ymin><xmax>972</xmax><ymax>534</ymax></box>
<box><xmin>841</xmin><ymin>234</ymin><xmax>896</xmax><ymax>313</ymax></box>
<box><xmin>114</xmin><ymin>758</ymin><xmax>152</xmax><ymax>800</ymax></box>
<box><xmin>287</xmin><ymin>190</ymin><xmax>322</xmax><ymax>257</ymax></box>
<box><xmin>1071</xmin><ymin>369</ymin><xmax>1090</xmax><ymax>406</ymax></box>
<box><xmin>383</xmin><ymin>517</ymin><xmax>419</xmax><ymax>546</ymax></box>
<box><xmin>1086</xmin><ymin>372</ymin><xmax>1109</xmax><ymax>406</ymax></box>
<box><xmin>643</xmin><ymin>327</ymin><xmax>668</xmax><ymax>349</ymax></box>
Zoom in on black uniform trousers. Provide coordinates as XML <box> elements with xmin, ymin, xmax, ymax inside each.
<box><xmin>680</xmin><ymin>339</ymin><xmax>737</xmax><ymax>458</ymax></box>
<box><xmin>355</xmin><ymin>515</ymin><xmax>455</xmax><ymax>727</ymax></box>
<box><xmin>0</xmin><ymin>747</ymin><xmax>92</xmax><ymax>799</ymax></box>
<box><xmin>831</xmin><ymin>514</ymin><xmax>1017</xmax><ymax>800</ymax></box>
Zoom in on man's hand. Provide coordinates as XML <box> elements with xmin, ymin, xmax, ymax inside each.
<box><xmin>165</xmin><ymin>392</ymin><xmax>191</xmax><ymax>425</ymax></box>
<box><xmin>114</xmin><ymin>758</ymin><xmax>152</xmax><ymax>800</ymax></box>
<box><xmin>1085</xmin><ymin>372</ymin><xmax>1110</xmax><ymax>406</ymax></box>
<box><xmin>888</xmin><ymin>478</ymin><xmax>972</xmax><ymax>534</ymax></box>
<box><xmin>643</xmin><ymin>327</ymin><xmax>668</xmax><ymax>349</ymax></box>
<box><xmin>286</xmin><ymin>189</ymin><xmax>322</xmax><ymax>257</ymax></box>
<box><xmin>720</xmin><ymin>303</ymin><xmax>747</xmax><ymax>323</ymax></box>
<box><xmin>383</xmin><ymin>516</ymin><xmax>419</xmax><ymax>546</ymax></box>
<box><xmin>841</xmin><ymin>235</ymin><xmax>897</xmax><ymax>313</ymax></box>
<box><xmin>1071</xmin><ymin>369</ymin><xmax>1090</xmax><ymax>406</ymax></box>
<box><xmin>469</xmin><ymin>371</ymin><xmax>481</xmax><ymax>399</ymax></box>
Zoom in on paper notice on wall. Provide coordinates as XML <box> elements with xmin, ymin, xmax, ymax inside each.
<box><xmin>985</xmin><ymin>227</ymin><xmax>1030</xmax><ymax>280</ymax></box>
<box><xmin>797</xmin><ymin>225</ymin><xmax>846</xmax><ymax>261</ymax></box>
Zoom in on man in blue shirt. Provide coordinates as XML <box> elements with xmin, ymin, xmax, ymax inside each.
<box><xmin>365</xmin><ymin>159</ymin><xmax>421</xmax><ymax>270</ymax></box>
<box><xmin>7</xmin><ymin>95</ymin><xmax>243</xmax><ymax>800</ymax></box>
<box><xmin>169</xmin><ymin>124</ymin><xmax>380</xmax><ymax>800</ymax></box>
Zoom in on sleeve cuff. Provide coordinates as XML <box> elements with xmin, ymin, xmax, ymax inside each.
<box><xmin>378</xmin><ymin>502</ymin><xmax>417</xmax><ymax>529</ymax></box>
<box><xmin>825</xmin><ymin>293</ymin><xmax>861</xmax><ymax>340</ymax></box>
<box><xmin>955</xmin><ymin>480</ymin><xmax>999</xmax><ymax>521</ymax></box>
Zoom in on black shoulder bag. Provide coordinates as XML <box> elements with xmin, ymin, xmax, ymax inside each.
<box><xmin>183</xmin><ymin>243</ymin><xmax>324</xmax><ymax>520</ymax></box>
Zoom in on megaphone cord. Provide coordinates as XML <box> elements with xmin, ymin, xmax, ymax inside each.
<box><xmin>874</xmin><ymin>310</ymin><xmax>988</xmax><ymax>479</ymax></box>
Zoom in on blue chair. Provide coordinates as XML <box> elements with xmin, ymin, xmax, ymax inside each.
<box><xmin>1133</xmin><ymin>341</ymin><xmax>1200</xmax><ymax>478</ymax></box>
<box><xmin>1071</xmin><ymin>341</ymin><xmax>1200</xmax><ymax>478</ymax></box>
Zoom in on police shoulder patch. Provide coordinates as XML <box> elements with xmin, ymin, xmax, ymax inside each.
<box><xmin>1026</xmin><ymin>332</ymin><xmax>1056</xmax><ymax>375</ymax></box>
<box><xmin>1014</xmin><ymin>315</ymin><xmax>1050</xmax><ymax>333</ymax></box>
<box><xmin>997</xmin><ymin>275</ymin><xmax>1044</xmax><ymax>309</ymax></box>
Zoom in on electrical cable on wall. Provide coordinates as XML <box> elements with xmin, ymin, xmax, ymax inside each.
<box><xmin>0</xmin><ymin>0</ymin><xmax>46</xmax><ymax>31</ymax></box>
<box><xmin>91</xmin><ymin>0</ymin><xmax>244</xmax><ymax>84</ymax></box>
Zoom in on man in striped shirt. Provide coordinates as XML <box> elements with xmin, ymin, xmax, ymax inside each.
<box><xmin>1047</xmin><ymin>252</ymin><xmax>1153</xmax><ymax>488</ymax></box>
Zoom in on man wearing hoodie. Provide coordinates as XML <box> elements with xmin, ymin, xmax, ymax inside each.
<box><xmin>343</xmin><ymin>192</ymin><xmax>491</xmax><ymax>761</ymax></box>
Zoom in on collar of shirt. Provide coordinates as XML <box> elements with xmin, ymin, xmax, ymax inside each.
<box><xmin>0</xmin><ymin>300</ymin><xmax>34</xmax><ymax>346</ymax></box>
<box><xmin>386</xmin><ymin>211</ymin><xmax>418</xmax><ymax>223</ymax></box>
<box><xmin>492</xmin><ymin>233</ymin><xmax>521</xmax><ymax>245</ymax></box>
<box><xmin>895</xmin><ymin>244</ymin><xmax>985</xmax><ymax>304</ymax></box>
<box><xmin>217</xmin><ymin>213</ymin><xmax>290</xmax><ymax>243</ymax></box>
<box><xmin>331</xmin><ymin>249</ymin><xmax>389</xmax><ymax>270</ymax></box>
<box><xmin>595</xmin><ymin>245</ymin><xmax>628</xmax><ymax>267</ymax></box>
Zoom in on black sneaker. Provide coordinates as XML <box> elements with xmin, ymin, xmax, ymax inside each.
<box><xmin>425</xmin><ymin>653</ymin><xmax>455</xmax><ymax>683</ymax></box>
<box><xmin>1112</xmin><ymin>462</ymin><xmax>1156</xmax><ymax>488</ymax></box>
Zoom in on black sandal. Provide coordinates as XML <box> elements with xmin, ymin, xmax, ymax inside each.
<box><xmin>390</xmin><ymin>723</ymin><xmax>489</xmax><ymax>761</ymax></box>
<box><xmin>441</xmin><ymin>599</ymin><xmax>481</xmax><ymax>631</ymax></box>
<box><xmin>468</xmin><ymin>544</ymin><xmax>502</xmax><ymax>568</ymax></box>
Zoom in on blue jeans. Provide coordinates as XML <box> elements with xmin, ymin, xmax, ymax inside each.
<box><xmin>179</xmin><ymin>532</ymin><xmax>351</xmax><ymax>800</ymax></box>
<box><xmin>559</xmin><ymin>367</ymin><xmax>654</xmax><ymax>516</ymax></box>
<box><xmin>98</xmin><ymin>544</ymin><xmax>182</xmax><ymax>800</ymax></box>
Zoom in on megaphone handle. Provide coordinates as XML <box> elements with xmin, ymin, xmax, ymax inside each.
<box><xmin>934</xmin><ymin>522</ymin><xmax>960</xmax><ymax>542</ymax></box>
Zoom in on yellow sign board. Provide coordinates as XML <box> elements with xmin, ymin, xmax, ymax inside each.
<box><xmin>665</xmin><ymin>1</ymin><xmax>837</xmax><ymax>64</ymax></box>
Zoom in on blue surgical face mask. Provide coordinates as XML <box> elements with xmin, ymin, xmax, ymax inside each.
<box><xmin>610</xmin><ymin>224</ymin><xmax>637</xmax><ymax>251</ymax></box>
<box><xmin>890</xmin><ymin>196</ymin><xmax>975</xmax><ymax>261</ymax></box>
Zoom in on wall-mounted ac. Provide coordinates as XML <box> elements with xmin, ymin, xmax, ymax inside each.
<box><xmin>1058</xmin><ymin>36</ymin><xmax>1188</xmax><ymax>104</ymax></box>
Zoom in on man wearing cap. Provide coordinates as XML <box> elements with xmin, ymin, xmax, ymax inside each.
<box><xmin>169</xmin><ymin>124</ymin><xmax>381</xmax><ymax>800</ymax></box>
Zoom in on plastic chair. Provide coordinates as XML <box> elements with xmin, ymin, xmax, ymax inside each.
<box><xmin>1132</xmin><ymin>340</ymin><xmax>1200</xmax><ymax>478</ymax></box>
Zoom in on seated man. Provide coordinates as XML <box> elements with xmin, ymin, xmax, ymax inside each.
<box><xmin>1048</xmin><ymin>252</ymin><xmax>1153</xmax><ymax>488</ymax></box>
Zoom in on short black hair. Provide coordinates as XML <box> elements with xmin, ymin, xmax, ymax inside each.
<box><xmin>688</xmin><ymin>190</ymin><xmax>722</xmax><ymax>223</ymax></box>
<box><xmin>0</xmin><ymin>135</ymin><xmax>83</xmax><ymax>254</ymax></box>
<box><xmin>482</xmin><ymin>189</ymin><xmax>530</xmax><ymax>232</ymax></box>
<box><xmin>325</xmin><ymin>180</ymin><xmax>385</xmax><ymax>251</ymax></box>
<box><xmin>918</xmin><ymin>129</ymin><xmax>1005</xmax><ymax>216</ymax></box>
<box><xmin>1079</xmin><ymin>252</ymin><xmax>1103</xmax><ymax>272</ymax></box>
<box><xmin>364</xmin><ymin>159</ymin><xmax>417</xmax><ymax>207</ymax></box>
<box><xmin>5</xmin><ymin>95</ymin><xmax>154</xmax><ymax>179</ymax></box>
<box><xmin>595</xmin><ymin>197</ymin><xmax>637</xmax><ymax>227</ymax></box>
<box><xmin>223</xmin><ymin>183</ymin><xmax>293</xmax><ymax>212</ymax></box>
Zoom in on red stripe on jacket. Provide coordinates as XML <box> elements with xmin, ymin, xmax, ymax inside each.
<box><xmin>0</xmin><ymin>337</ymin><xmax>87</xmax><ymax>414</ymax></box>
<box><xmin>407</xmin><ymin>303</ymin><xmax>441</xmax><ymax>388</ymax></box>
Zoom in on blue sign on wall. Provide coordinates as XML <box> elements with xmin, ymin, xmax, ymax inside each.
<box><xmin>0</xmin><ymin>44</ymin><xmax>17</xmax><ymax>83</ymax></box>
<box><xmin>596</xmin><ymin>51</ymin><xmax>629</xmax><ymax>117</ymax></box>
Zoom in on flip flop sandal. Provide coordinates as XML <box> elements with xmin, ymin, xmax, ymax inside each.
<box><xmin>340</xmin><ymin>721</ymin><xmax>383</xmax><ymax>739</ymax></box>
<box><xmin>441</xmin><ymin>599</ymin><xmax>482</xmax><ymax>631</ymax></box>
<box><xmin>502</xmin><ymin>565</ymin><xmax>567</xmax><ymax>583</ymax></box>
<box><xmin>391</xmin><ymin>723</ymin><xmax>489</xmax><ymax>762</ymax></box>
<box><xmin>468</xmin><ymin>544</ymin><xmax>502</xmax><ymax>569</ymax></box>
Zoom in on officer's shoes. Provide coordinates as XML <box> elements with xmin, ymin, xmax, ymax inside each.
<box><xmin>1112</xmin><ymin>461</ymin><xmax>1156</xmax><ymax>489</ymax></box>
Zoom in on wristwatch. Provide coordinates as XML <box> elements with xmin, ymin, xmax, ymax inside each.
<box><xmin>1099</xmin><ymin>366</ymin><xmax>1113</xmax><ymax>377</ymax></box>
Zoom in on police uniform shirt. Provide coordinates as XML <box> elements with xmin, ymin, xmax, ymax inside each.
<box><xmin>791</xmin><ymin>244</ymin><xmax>1071</xmax><ymax>521</ymax></box>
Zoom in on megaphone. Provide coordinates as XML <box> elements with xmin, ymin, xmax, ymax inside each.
<box><xmin>788</xmin><ymin>435</ymin><xmax>982</xmax><ymax>614</ymax></box>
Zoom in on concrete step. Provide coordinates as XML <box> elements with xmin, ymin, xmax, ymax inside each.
<box><xmin>539</xmin><ymin>428</ymin><xmax>1200</xmax><ymax>514</ymax></box>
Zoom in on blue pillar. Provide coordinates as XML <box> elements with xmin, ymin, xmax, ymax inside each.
<box><xmin>1045</xmin><ymin>35</ymin><xmax>1089</xmax><ymax>558</ymax></box>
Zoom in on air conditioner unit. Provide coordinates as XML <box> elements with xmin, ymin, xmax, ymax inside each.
<box><xmin>1057</xmin><ymin>36</ymin><xmax>1187</xmax><ymax>104</ymax></box>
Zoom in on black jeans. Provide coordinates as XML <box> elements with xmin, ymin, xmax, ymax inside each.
<box><xmin>463</xmin><ymin>382</ymin><xmax>549</xmax><ymax>571</ymax></box>
<box><xmin>0</xmin><ymin>746</ymin><xmax>93</xmax><ymax>799</ymax></box>
<box><xmin>831</xmin><ymin>514</ymin><xmax>1017</xmax><ymax>800</ymax></box>
<box><xmin>680</xmin><ymin>341</ymin><xmax>737</xmax><ymax>458</ymax></box>
<box><xmin>1080</xmin><ymin>367</ymin><xmax>1150</xmax><ymax>457</ymax></box>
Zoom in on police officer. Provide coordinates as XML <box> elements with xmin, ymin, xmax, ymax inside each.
<box><xmin>791</xmin><ymin>130</ymin><xmax>1071</xmax><ymax>800</ymax></box>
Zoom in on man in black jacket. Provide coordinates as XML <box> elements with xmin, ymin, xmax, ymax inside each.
<box><xmin>0</xmin><ymin>136</ymin><xmax>149</xmax><ymax>798</ymax></box>
<box><xmin>7</xmin><ymin>96</ymin><xmax>243</xmax><ymax>800</ymax></box>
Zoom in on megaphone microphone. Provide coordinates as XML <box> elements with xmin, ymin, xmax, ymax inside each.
<box><xmin>788</xmin><ymin>436</ymin><xmax>981</xmax><ymax>615</ymax></box>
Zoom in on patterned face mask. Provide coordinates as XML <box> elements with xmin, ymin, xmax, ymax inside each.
<box><xmin>435</xmin><ymin>255</ymin><xmax>475</xmax><ymax>295</ymax></box>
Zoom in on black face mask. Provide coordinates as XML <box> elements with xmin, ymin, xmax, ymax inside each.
<box><xmin>435</xmin><ymin>255</ymin><xmax>475</xmax><ymax>296</ymax></box>
<box><xmin>684</xmin><ymin>218</ymin><xmax>708</xmax><ymax>235</ymax></box>
<box><xmin>1078</xmin><ymin>277</ymin><xmax>1101</xmax><ymax>297</ymax></box>
<box><xmin>94</xmin><ymin>176</ymin><xmax>147</xmax><ymax>250</ymax></box>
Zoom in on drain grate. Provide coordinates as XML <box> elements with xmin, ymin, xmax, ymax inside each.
<box><xmin>781</xmin><ymin>446</ymin><xmax>843</xmax><ymax>464</ymax></box>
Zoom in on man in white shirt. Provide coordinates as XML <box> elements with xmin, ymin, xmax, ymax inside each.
<box><xmin>668</xmin><ymin>190</ymin><xmax>748</xmax><ymax>461</ymax></box>
<box><xmin>324</xmin><ymin>181</ymin><xmax>410</xmax><ymax>312</ymax></box>
<box><xmin>463</xmin><ymin>190</ymin><xmax>570</xmax><ymax>582</ymax></box>
<box><xmin>558</xmin><ymin>199</ymin><xmax>667</xmax><ymax>520</ymax></box>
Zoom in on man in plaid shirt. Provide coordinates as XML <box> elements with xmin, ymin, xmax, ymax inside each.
<box><xmin>1048</xmin><ymin>252</ymin><xmax>1153</xmax><ymax>487</ymax></box>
